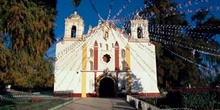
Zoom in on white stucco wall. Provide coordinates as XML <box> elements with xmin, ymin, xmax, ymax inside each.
<box><xmin>54</xmin><ymin>21</ymin><xmax>159</xmax><ymax>95</ymax></box>
<box><xmin>54</xmin><ymin>40</ymin><xmax>83</xmax><ymax>93</ymax></box>
<box><xmin>129</xmin><ymin>43</ymin><xmax>159</xmax><ymax>93</ymax></box>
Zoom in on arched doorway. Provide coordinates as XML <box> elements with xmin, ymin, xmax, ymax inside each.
<box><xmin>99</xmin><ymin>77</ymin><xmax>115</xmax><ymax>97</ymax></box>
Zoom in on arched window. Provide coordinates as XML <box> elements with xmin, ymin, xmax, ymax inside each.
<box><xmin>90</xmin><ymin>49</ymin><xmax>93</xmax><ymax>57</ymax></box>
<box><xmin>106</xmin><ymin>44</ymin><xmax>108</xmax><ymax>50</ymax></box>
<box><xmin>90</xmin><ymin>61</ymin><xmax>93</xmax><ymax>70</ymax></box>
<box><xmin>122</xmin><ymin>61</ymin><xmax>126</xmax><ymax>71</ymax></box>
<box><xmin>137</xmin><ymin>26</ymin><xmax>143</xmax><ymax>38</ymax></box>
<box><xmin>71</xmin><ymin>25</ymin><xmax>76</xmax><ymax>38</ymax></box>
<box><xmin>121</xmin><ymin>49</ymin><xmax>125</xmax><ymax>57</ymax></box>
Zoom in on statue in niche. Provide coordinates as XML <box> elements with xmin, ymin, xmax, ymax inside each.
<box><xmin>103</xmin><ymin>31</ymin><xmax>108</xmax><ymax>41</ymax></box>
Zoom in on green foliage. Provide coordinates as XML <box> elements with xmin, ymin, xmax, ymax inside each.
<box><xmin>141</xmin><ymin>0</ymin><xmax>220</xmax><ymax>89</ymax></box>
<box><xmin>0</xmin><ymin>0</ymin><xmax>56</xmax><ymax>89</ymax></box>
<box><xmin>145</xmin><ymin>88</ymin><xmax>220</xmax><ymax>109</ymax></box>
<box><xmin>165</xmin><ymin>88</ymin><xmax>220</xmax><ymax>109</ymax></box>
<box><xmin>182</xmin><ymin>90</ymin><xmax>217</xmax><ymax>109</ymax></box>
<box><xmin>191</xmin><ymin>8</ymin><xmax>209</xmax><ymax>26</ymax></box>
<box><xmin>0</xmin><ymin>0</ymin><xmax>56</xmax><ymax>55</ymax></box>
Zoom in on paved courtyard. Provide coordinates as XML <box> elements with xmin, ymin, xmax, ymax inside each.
<box><xmin>57</xmin><ymin>97</ymin><xmax>135</xmax><ymax>110</ymax></box>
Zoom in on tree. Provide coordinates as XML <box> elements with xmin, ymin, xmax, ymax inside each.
<box><xmin>140</xmin><ymin>0</ymin><xmax>219</xmax><ymax>89</ymax></box>
<box><xmin>191</xmin><ymin>9</ymin><xmax>209</xmax><ymax>26</ymax></box>
<box><xmin>190</xmin><ymin>11</ymin><xmax>220</xmax><ymax>86</ymax></box>
<box><xmin>0</xmin><ymin>0</ymin><xmax>57</xmax><ymax>90</ymax></box>
<box><xmin>72</xmin><ymin>0</ymin><xmax>81</xmax><ymax>8</ymax></box>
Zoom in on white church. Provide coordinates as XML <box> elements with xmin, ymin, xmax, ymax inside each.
<box><xmin>53</xmin><ymin>11</ymin><xmax>160</xmax><ymax>97</ymax></box>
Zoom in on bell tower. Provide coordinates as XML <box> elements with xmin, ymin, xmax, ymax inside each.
<box><xmin>64</xmin><ymin>11</ymin><xmax>84</xmax><ymax>40</ymax></box>
<box><xmin>130</xmin><ymin>13</ymin><xmax>149</xmax><ymax>41</ymax></box>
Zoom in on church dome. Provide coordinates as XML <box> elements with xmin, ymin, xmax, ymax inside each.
<box><xmin>69</xmin><ymin>11</ymin><xmax>81</xmax><ymax>19</ymax></box>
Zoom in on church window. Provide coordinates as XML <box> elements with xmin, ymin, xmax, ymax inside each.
<box><xmin>102</xmin><ymin>54</ymin><xmax>111</xmax><ymax>63</ymax></box>
<box><xmin>121</xmin><ymin>49</ymin><xmax>125</xmax><ymax>57</ymax></box>
<box><xmin>90</xmin><ymin>48</ymin><xmax>93</xmax><ymax>57</ymax></box>
<box><xmin>71</xmin><ymin>25</ymin><xmax>77</xmax><ymax>38</ymax></box>
<box><xmin>90</xmin><ymin>61</ymin><xmax>94</xmax><ymax>70</ymax></box>
<box><xmin>100</xmin><ymin>43</ymin><xmax>102</xmax><ymax>48</ymax></box>
<box><xmin>137</xmin><ymin>26</ymin><xmax>143</xmax><ymax>38</ymax></box>
<box><xmin>122</xmin><ymin>61</ymin><xmax>126</xmax><ymax>71</ymax></box>
<box><xmin>106</xmin><ymin>44</ymin><xmax>108</xmax><ymax>50</ymax></box>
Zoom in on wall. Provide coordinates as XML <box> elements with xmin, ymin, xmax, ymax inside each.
<box><xmin>127</xmin><ymin>95</ymin><xmax>159</xmax><ymax>110</ymax></box>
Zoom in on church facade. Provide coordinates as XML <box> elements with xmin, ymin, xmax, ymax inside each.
<box><xmin>54</xmin><ymin>11</ymin><xmax>160</xmax><ymax>97</ymax></box>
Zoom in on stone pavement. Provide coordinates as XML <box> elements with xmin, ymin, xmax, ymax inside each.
<box><xmin>57</xmin><ymin>97</ymin><xmax>136</xmax><ymax>110</ymax></box>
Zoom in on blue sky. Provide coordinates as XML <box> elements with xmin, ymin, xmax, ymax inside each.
<box><xmin>54</xmin><ymin>0</ymin><xmax>220</xmax><ymax>39</ymax></box>
<box><xmin>55</xmin><ymin>0</ymin><xmax>143</xmax><ymax>39</ymax></box>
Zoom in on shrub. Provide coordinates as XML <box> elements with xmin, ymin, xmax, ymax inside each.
<box><xmin>166</xmin><ymin>88</ymin><xmax>219</xmax><ymax>109</ymax></box>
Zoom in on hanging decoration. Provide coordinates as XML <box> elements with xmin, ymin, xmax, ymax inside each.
<box><xmin>150</xmin><ymin>35</ymin><xmax>220</xmax><ymax>57</ymax></box>
<box><xmin>106</xmin><ymin>0</ymin><xmax>114</xmax><ymax>20</ymax></box>
<box><xmin>112</xmin><ymin>29</ymin><xmax>158</xmax><ymax>83</ymax></box>
<box><xmin>162</xmin><ymin>45</ymin><xmax>215</xmax><ymax>74</ymax></box>
<box><xmin>111</xmin><ymin>0</ymin><xmax>135</xmax><ymax>20</ymax></box>
<box><xmin>89</xmin><ymin>0</ymin><xmax>104</xmax><ymax>21</ymax></box>
<box><xmin>148</xmin><ymin>24</ymin><xmax>220</xmax><ymax>56</ymax></box>
<box><xmin>52</xmin><ymin>0</ymin><xmax>220</xmax><ymax>91</ymax></box>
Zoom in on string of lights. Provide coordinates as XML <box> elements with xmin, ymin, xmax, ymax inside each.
<box><xmin>54</xmin><ymin>30</ymin><xmax>100</xmax><ymax>90</ymax></box>
<box><xmin>59</xmin><ymin>30</ymin><xmax>104</xmax><ymax>90</ymax></box>
<box><xmin>110</xmin><ymin>17</ymin><xmax>220</xmax><ymax>58</ymax></box>
<box><xmin>106</xmin><ymin>0</ymin><xmax>114</xmax><ymax>20</ymax></box>
<box><xmin>53</xmin><ymin>0</ymin><xmax>220</xmax><ymax>90</ymax></box>
<box><xmin>86</xmin><ymin>0</ymin><xmax>219</xmax><ymax>24</ymax></box>
<box><xmin>111</xmin><ymin>0</ymin><xmax>133</xmax><ymax>20</ymax></box>
<box><xmin>114</xmin><ymin>29</ymin><xmax>158</xmax><ymax>83</ymax></box>
<box><xmin>115</xmin><ymin>30</ymin><xmax>157</xmax><ymax>74</ymax></box>
<box><xmin>132</xmin><ymin>39</ymin><xmax>156</xmax><ymax>56</ymax></box>
<box><xmin>55</xmin><ymin>41</ymin><xmax>81</xmax><ymax>66</ymax></box>
<box><xmin>55</xmin><ymin>44</ymin><xmax>84</xmax><ymax>90</ymax></box>
<box><xmin>149</xmin><ymin>31</ymin><xmax>218</xmax><ymax>52</ymax></box>
<box><xmin>162</xmin><ymin>45</ymin><xmax>215</xmax><ymax>74</ymax></box>
<box><xmin>74</xmin><ymin>29</ymin><xmax>103</xmax><ymax>71</ymax></box>
<box><xmin>150</xmin><ymin>34</ymin><xmax>220</xmax><ymax>57</ymax></box>
<box><xmin>55</xmin><ymin>29</ymin><xmax>101</xmax><ymax>75</ymax></box>
<box><xmin>88</xmin><ymin>0</ymin><xmax>104</xmax><ymax>21</ymax></box>
<box><xmin>55</xmin><ymin>41</ymin><xmax>83</xmax><ymax>78</ymax></box>
<box><xmin>56</xmin><ymin>29</ymin><xmax>102</xmax><ymax>77</ymax></box>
